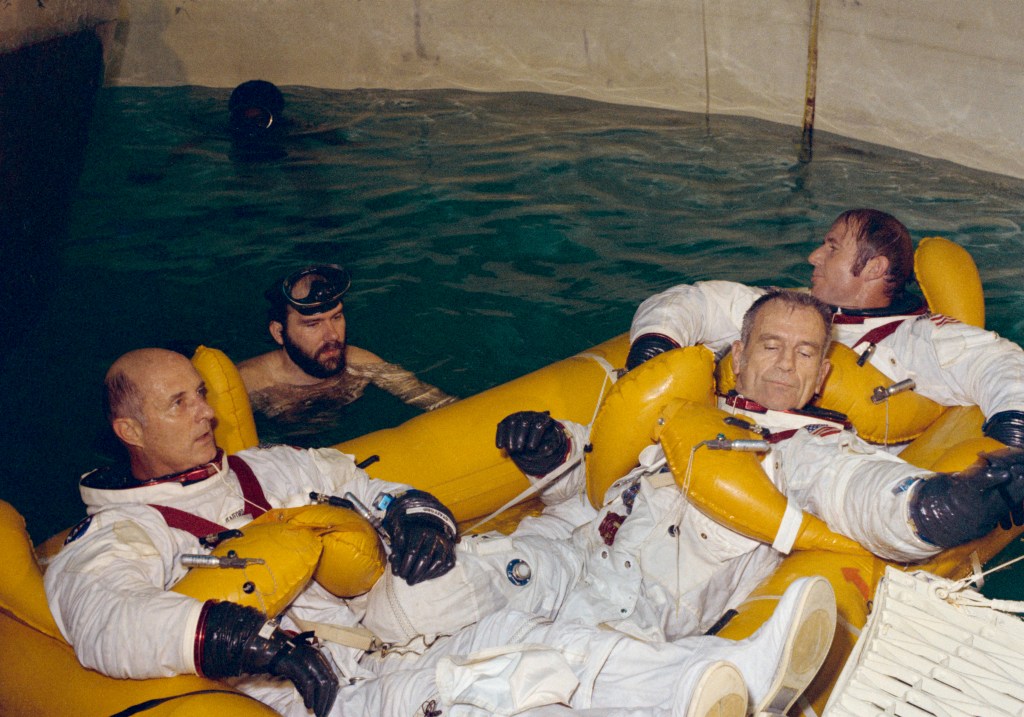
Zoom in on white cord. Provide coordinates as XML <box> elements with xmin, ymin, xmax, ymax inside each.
<box><xmin>464</xmin><ymin>454</ymin><xmax>583</xmax><ymax>534</ymax></box>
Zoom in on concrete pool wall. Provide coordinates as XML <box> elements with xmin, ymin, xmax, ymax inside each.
<box><xmin>3</xmin><ymin>0</ymin><xmax>1024</xmax><ymax>180</ymax></box>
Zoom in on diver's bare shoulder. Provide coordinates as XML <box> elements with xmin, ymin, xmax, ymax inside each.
<box><xmin>237</xmin><ymin>351</ymin><xmax>279</xmax><ymax>392</ymax></box>
<box><xmin>345</xmin><ymin>345</ymin><xmax>384</xmax><ymax>367</ymax></box>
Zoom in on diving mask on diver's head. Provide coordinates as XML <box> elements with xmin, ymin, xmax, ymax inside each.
<box><xmin>278</xmin><ymin>264</ymin><xmax>352</xmax><ymax>315</ymax></box>
<box><xmin>230</xmin><ymin>104</ymin><xmax>275</xmax><ymax>137</ymax></box>
<box><xmin>228</xmin><ymin>80</ymin><xmax>284</xmax><ymax>140</ymax></box>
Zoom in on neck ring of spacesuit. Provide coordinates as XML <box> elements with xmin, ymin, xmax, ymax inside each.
<box><xmin>137</xmin><ymin>449</ymin><xmax>226</xmax><ymax>486</ymax></box>
<box><xmin>830</xmin><ymin>291</ymin><xmax>926</xmax><ymax>320</ymax></box>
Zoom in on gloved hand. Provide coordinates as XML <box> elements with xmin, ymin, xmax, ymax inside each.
<box><xmin>197</xmin><ymin>601</ymin><xmax>338</xmax><ymax>717</ymax></box>
<box><xmin>625</xmin><ymin>333</ymin><xmax>680</xmax><ymax>371</ymax></box>
<box><xmin>909</xmin><ymin>447</ymin><xmax>1024</xmax><ymax>548</ymax></box>
<box><xmin>495</xmin><ymin>410</ymin><xmax>570</xmax><ymax>475</ymax></box>
<box><xmin>381</xmin><ymin>489</ymin><xmax>458</xmax><ymax>586</ymax></box>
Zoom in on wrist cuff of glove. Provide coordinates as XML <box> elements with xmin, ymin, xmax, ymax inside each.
<box><xmin>196</xmin><ymin>600</ymin><xmax>272</xmax><ymax>678</ymax></box>
<box><xmin>908</xmin><ymin>475</ymin><xmax>960</xmax><ymax>548</ymax></box>
<box><xmin>386</xmin><ymin>489</ymin><xmax>458</xmax><ymax>539</ymax></box>
<box><xmin>513</xmin><ymin>425</ymin><xmax>571</xmax><ymax>476</ymax></box>
<box><xmin>909</xmin><ymin>468</ymin><xmax>1013</xmax><ymax>549</ymax></box>
<box><xmin>625</xmin><ymin>333</ymin><xmax>680</xmax><ymax>371</ymax></box>
<box><xmin>983</xmin><ymin>410</ymin><xmax>1024</xmax><ymax>448</ymax></box>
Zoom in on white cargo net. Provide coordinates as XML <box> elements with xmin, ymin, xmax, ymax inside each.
<box><xmin>825</xmin><ymin>563</ymin><xmax>1024</xmax><ymax>716</ymax></box>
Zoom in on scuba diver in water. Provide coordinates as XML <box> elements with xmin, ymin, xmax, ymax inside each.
<box><xmin>237</xmin><ymin>264</ymin><xmax>457</xmax><ymax>439</ymax></box>
<box><xmin>225</xmin><ymin>79</ymin><xmax>352</xmax><ymax>162</ymax></box>
<box><xmin>227</xmin><ymin>79</ymin><xmax>290</xmax><ymax>161</ymax></box>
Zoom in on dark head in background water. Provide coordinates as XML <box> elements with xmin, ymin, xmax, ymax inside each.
<box><xmin>228</xmin><ymin>79</ymin><xmax>288</xmax><ymax>161</ymax></box>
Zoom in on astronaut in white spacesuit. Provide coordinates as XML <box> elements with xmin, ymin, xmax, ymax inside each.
<box><xmin>44</xmin><ymin>346</ymin><xmax>840</xmax><ymax>717</ymax></box>
<box><xmin>44</xmin><ymin>347</ymin><xmax>462</xmax><ymax>716</ymax></box>
<box><xmin>627</xmin><ymin>208</ymin><xmax>1024</xmax><ymax>449</ymax></box>
<box><xmin>364</xmin><ymin>291</ymin><xmax>1024</xmax><ymax>716</ymax></box>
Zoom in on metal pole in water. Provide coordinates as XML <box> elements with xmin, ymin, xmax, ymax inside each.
<box><xmin>799</xmin><ymin>0</ymin><xmax>821</xmax><ymax>163</ymax></box>
<box><xmin>701</xmin><ymin>0</ymin><xmax>712</xmax><ymax>133</ymax></box>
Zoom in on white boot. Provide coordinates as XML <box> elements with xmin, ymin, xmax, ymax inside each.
<box><xmin>679</xmin><ymin>660</ymin><xmax>747</xmax><ymax>717</ymax></box>
<box><xmin>726</xmin><ymin>576</ymin><xmax>836</xmax><ymax>716</ymax></box>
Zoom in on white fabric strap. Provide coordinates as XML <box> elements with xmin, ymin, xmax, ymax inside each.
<box><xmin>647</xmin><ymin>467</ymin><xmax>674</xmax><ymax>489</ymax></box>
<box><xmin>771</xmin><ymin>498</ymin><xmax>804</xmax><ymax>554</ymax></box>
<box><xmin>577</xmin><ymin>351</ymin><xmax>618</xmax><ymax>384</ymax></box>
<box><xmin>578</xmin><ymin>351</ymin><xmax>619</xmax><ymax>427</ymax></box>
<box><xmin>292</xmin><ymin>617</ymin><xmax>381</xmax><ymax>652</ymax></box>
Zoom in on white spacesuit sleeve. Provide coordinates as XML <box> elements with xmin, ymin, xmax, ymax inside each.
<box><xmin>778</xmin><ymin>429</ymin><xmax>937</xmax><ymax>563</ymax></box>
<box><xmin>629</xmin><ymin>280</ymin><xmax>765</xmax><ymax>354</ymax></box>
<box><xmin>890</xmin><ymin>316</ymin><xmax>1024</xmax><ymax>419</ymax></box>
<box><xmin>237</xmin><ymin>445</ymin><xmax>413</xmax><ymax>517</ymax></box>
<box><xmin>43</xmin><ymin>507</ymin><xmax>204</xmax><ymax>679</ymax></box>
<box><xmin>306</xmin><ymin>447</ymin><xmax>412</xmax><ymax>508</ymax></box>
<box><xmin>512</xmin><ymin>421</ymin><xmax>598</xmax><ymax>539</ymax></box>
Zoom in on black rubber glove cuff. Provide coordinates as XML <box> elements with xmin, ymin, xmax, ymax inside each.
<box><xmin>625</xmin><ymin>333</ymin><xmax>681</xmax><ymax>371</ymax></box>
<box><xmin>983</xmin><ymin>410</ymin><xmax>1024</xmax><ymax>449</ymax></box>
<box><xmin>196</xmin><ymin>601</ymin><xmax>339</xmax><ymax>717</ymax></box>
<box><xmin>196</xmin><ymin>600</ymin><xmax>264</xmax><ymax>678</ymax></box>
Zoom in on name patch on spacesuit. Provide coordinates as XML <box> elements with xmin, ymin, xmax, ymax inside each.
<box><xmin>64</xmin><ymin>515</ymin><xmax>93</xmax><ymax>545</ymax></box>
<box><xmin>223</xmin><ymin>507</ymin><xmax>246</xmax><ymax>523</ymax></box>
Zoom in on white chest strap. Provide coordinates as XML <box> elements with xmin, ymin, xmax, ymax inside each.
<box><xmin>292</xmin><ymin>617</ymin><xmax>381</xmax><ymax>653</ymax></box>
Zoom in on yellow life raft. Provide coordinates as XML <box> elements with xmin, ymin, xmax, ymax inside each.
<box><xmin>1</xmin><ymin>236</ymin><xmax>1018</xmax><ymax>717</ymax></box>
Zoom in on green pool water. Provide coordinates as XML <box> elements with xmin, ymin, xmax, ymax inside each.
<box><xmin>2</xmin><ymin>87</ymin><xmax>1022</xmax><ymax>598</ymax></box>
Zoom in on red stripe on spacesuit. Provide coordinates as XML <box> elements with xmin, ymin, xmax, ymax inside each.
<box><xmin>226</xmin><ymin>455</ymin><xmax>272</xmax><ymax>518</ymax></box>
<box><xmin>149</xmin><ymin>455</ymin><xmax>271</xmax><ymax>537</ymax></box>
<box><xmin>150</xmin><ymin>506</ymin><xmax>227</xmax><ymax>538</ymax></box>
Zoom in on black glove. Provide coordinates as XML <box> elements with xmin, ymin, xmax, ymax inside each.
<box><xmin>625</xmin><ymin>333</ymin><xmax>680</xmax><ymax>371</ymax></box>
<box><xmin>197</xmin><ymin>601</ymin><xmax>338</xmax><ymax>717</ymax></box>
<box><xmin>495</xmin><ymin>410</ymin><xmax>570</xmax><ymax>475</ymax></box>
<box><xmin>909</xmin><ymin>447</ymin><xmax>1024</xmax><ymax>548</ymax></box>
<box><xmin>381</xmin><ymin>489</ymin><xmax>458</xmax><ymax>586</ymax></box>
<box><xmin>983</xmin><ymin>410</ymin><xmax>1024</xmax><ymax>449</ymax></box>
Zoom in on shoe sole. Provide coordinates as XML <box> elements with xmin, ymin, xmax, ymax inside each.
<box><xmin>751</xmin><ymin>576</ymin><xmax>837</xmax><ymax>716</ymax></box>
<box><xmin>686</xmin><ymin>660</ymin><xmax>748</xmax><ymax>717</ymax></box>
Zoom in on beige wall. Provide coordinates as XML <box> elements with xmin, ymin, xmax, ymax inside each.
<box><xmin>7</xmin><ymin>0</ymin><xmax>1024</xmax><ymax>180</ymax></box>
<box><xmin>0</xmin><ymin>0</ymin><xmax>117</xmax><ymax>53</ymax></box>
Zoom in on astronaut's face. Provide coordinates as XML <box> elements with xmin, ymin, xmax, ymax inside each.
<box><xmin>732</xmin><ymin>301</ymin><xmax>830</xmax><ymax>411</ymax></box>
<box><xmin>128</xmin><ymin>352</ymin><xmax>218</xmax><ymax>478</ymax></box>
